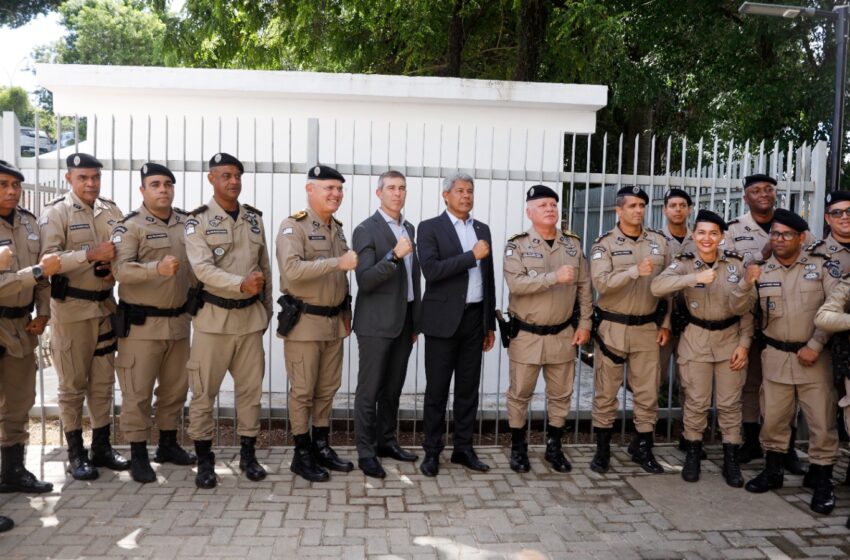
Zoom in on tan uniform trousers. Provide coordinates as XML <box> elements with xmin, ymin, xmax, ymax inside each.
<box><xmin>187</xmin><ymin>331</ymin><xmax>265</xmax><ymax>441</ymax></box>
<box><xmin>679</xmin><ymin>360</ymin><xmax>745</xmax><ymax>444</ymax></box>
<box><xmin>0</xmin><ymin>352</ymin><xmax>37</xmax><ymax>446</ymax></box>
<box><xmin>284</xmin><ymin>338</ymin><xmax>344</xmax><ymax>436</ymax></box>
<box><xmin>115</xmin><ymin>337</ymin><xmax>190</xmax><ymax>442</ymax></box>
<box><xmin>507</xmin><ymin>360</ymin><xmax>574</xmax><ymax>429</ymax></box>
<box><xmin>592</xmin><ymin>347</ymin><xmax>659</xmax><ymax>433</ymax></box>
<box><xmin>761</xmin><ymin>377</ymin><xmax>838</xmax><ymax>465</ymax></box>
<box><xmin>51</xmin><ymin>317</ymin><xmax>116</xmax><ymax>431</ymax></box>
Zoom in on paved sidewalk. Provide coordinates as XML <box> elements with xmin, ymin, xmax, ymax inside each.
<box><xmin>0</xmin><ymin>445</ymin><xmax>848</xmax><ymax>559</ymax></box>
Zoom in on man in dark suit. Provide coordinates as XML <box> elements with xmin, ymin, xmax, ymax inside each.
<box><xmin>352</xmin><ymin>170</ymin><xmax>422</xmax><ymax>479</ymax></box>
<box><xmin>417</xmin><ymin>172</ymin><xmax>496</xmax><ymax>477</ymax></box>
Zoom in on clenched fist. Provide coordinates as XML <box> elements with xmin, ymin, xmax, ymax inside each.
<box><xmin>637</xmin><ymin>257</ymin><xmax>654</xmax><ymax>277</ymax></box>
<box><xmin>40</xmin><ymin>253</ymin><xmax>61</xmax><ymax>277</ymax></box>
<box><xmin>555</xmin><ymin>264</ymin><xmax>575</xmax><ymax>284</ymax></box>
<box><xmin>240</xmin><ymin>271</ymin><xmax>265</xmax><ymax>296</ymax></box>
<box><xmin>86</xmin><ymin>242</ymin><xmax>115</xmax><ymax>262</ymax></box>
<box><xmin>393</xmin><ymin>236</ymin><xmax>413</xmax><ymax>259</ymax></box>
<box><xmin>338</xmin><ymin>250</ymin><xmax>358</xmax><ymax>271</ymax></box>
<box><xmin>157</xmin><ymin>255</ymin><xmax>180</xmax><ymax>277</ymax></box>
<box><xmin>694</xmin><ymin>268</ymin><xmax>716</xmax><ymax>285</ymax></box>
<box><xmin>0</xmin><ymin>246</ymin><xmax>11</xmax><ymax>268</ymax></box>
<box><xmin>744</xmin><ymin>264</ymin><xmax>761</xmax><ymax>287</ymax></box>
<box><xmin>472</xmin><ymin>239</ymin><xmax>490</xmax><ymax>260</ymax></box>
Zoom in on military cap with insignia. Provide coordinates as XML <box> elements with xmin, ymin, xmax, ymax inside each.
<box><xmin>825</xmin><ymin>189</ymin><xmax>850</xmax><ymax>208</ymax></box>
<box><xmin>0</xmin><ymin>159</ymin><xmax>25</xmax><ymax>182</ymax></box>
<box><xmin>772</xmin><ymin>208</ymin><xmax>808</xmax><ymax>233</ymax></box>
<box><xmin>209</xmin><ymin>152</ymin><xmax>244</xmax><ymax>173</ymax></box>
<box><xmin>141</xmin><ymin>162</ymin><xmax>176</xmax><ymax>184</ymax></box>
<box><xmin>526</xmin><ymin>184</ymin><xmax>559</xmax><ymax>202</ymax></box>
<box><xmin>616</xmin><ymin>185</ymin><xmax>649</xmax><ymax>204</ymax></box>
<box><xmin>307</xmin><ymin>164</ymin><xmax>345</xmax><ymax>183</ymax></box>
<box><xmin>663</xmin><ymin>187</ymin><xmax>693</xmax><ymax>206</ymax></box>
<box><xmin>743</xmin><ymin>173</ymin><xmax>777</xmax><ymax>189</ymax></box>
<box><xmin>67</xmin><ymin>152</ymin><xmax>103</xmax><ymax>169</ymax></box>
<box><xmin>694</xmin><ymin>208</ymin><xmax>727</xmax><ymax>231</ymax></box>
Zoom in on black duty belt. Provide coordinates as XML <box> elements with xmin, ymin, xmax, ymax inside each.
<box><xmin>302</xmin><ymin>297</ymin><xmax>349</xmax><ymax>317</ymax></box>
<box><xmin>685</xmin><ymin>313</ymin><xmax>740</xmax><ymax>331</ymax></box>
<box><xmin>64</xmin><ymin>286</ymin><xmax>113</xmax><ymax>302</ymax></box>
<box><xmin>0</xmin><ymin>303</ymin><xmax>34</xmax><ymax>319</ymax></box>
<box><xmin>595</xmin><ymin>307</ymin><xmax>656</xmax><ymax>326</ymax></box>
<box><xmin>200</xmin><ymin>291</ymin><xmax>260</xmax><ymax>310</ymax></box>
<box><xmin>120</xmin><ymin>301</ymin><xmax>187</xmax><ymax>318</ymax></box>
<box><xmin>763</xmin><ymin>335</ymin><xmax>807</xmax><ymax>353</ymax></box>
<box><xmin>514</xmin><ymin>308</ymin><xmax>579</xmax><ymax>336</ymax></box>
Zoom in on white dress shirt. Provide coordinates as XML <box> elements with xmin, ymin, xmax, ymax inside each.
<box><xmin>445</xmin><ymin>209</ymin><xmax>483</xmax><ymax>304</ymax></box>
<box><xmin>378</xmin><ymin>207</ymin><xmax>414</xmax><ymax>302</ymax></box>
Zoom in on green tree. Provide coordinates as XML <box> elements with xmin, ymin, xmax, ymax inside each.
<box><xmin>0</xmin><ymin>87</ymin><xmax>35</xmax><ymax>127</ymax></box>
<box><xmin>0</xmin><ymin>0</ymin><xmax>62</xmax><ymax>28</ymax></box>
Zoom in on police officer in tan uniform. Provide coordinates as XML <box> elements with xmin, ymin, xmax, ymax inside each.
<box><xmin>40</xmin><ymin>153</ymin><xmax>127</xmax><ymax>480</ymax></box>
<box><xmin>651</xmin><ymin>210</ymin><xmax>753</xmax><ymax>486</ymax></box>
<box><xmin>589</xmin><ymin>186</ymin><xmax>671</xmax><ymax>474</ymax></box>
<box><xmin>277</xmin><ymin>165</ymin><xmax>356</xmax><ymax>482</ymax></box>
<box><xmin>822</xmin><ymin>190</ymin><xmax>850</xmax><ymax>272</ymax></box>
<box><xmin>184</xmin><ymin>153</ymin><xmax>273</xmax><ymax>489</ymax></box>
<box><xmin>742</xmin><ymin>209</ymin><xmax>839</xmax><ymax>515</ymax></box>
<box><xmin>502</xmin><ymin>185</ymin><xmax>592</xmax><ymax>473</ymax></box>
<box><xmin>112</xmin><ymin>163</ymin><xmax>196</xmax><ymax>483</ymax></box>
<box><xmin>0</xmin><ymin>161</ymin><xmax>60</xmax><ymax>533</ymax></box>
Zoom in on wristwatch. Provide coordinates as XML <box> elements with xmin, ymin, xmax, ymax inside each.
<box><xmin>32</xmin><ymin>265</ymin><xmax>44</xmax><ymax>281</ymax></box>
<box><xmin>386</xmin><ymin>250</ymin><xmax>401</xmax><ymax>265</ymax></box>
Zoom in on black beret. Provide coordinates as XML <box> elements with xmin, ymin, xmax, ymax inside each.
<box><xmin>308</xmin><ymin>164</ymin><xmax>345</xmax><ymax>183</ymax></box>
<box><xmin>825</xmin><ymin>190</ymin><xmax>850</xmax><ymax>208</ymax></box>
<box><xmin>743</xmin><ymin>174</ymin><xmax>777</xmax><ymax>189</ymax></box>
<box><xmin>0</xmin><ymin>159</ymin><xmax>24</xmax><ymax>182</ymax></box>
<box><xmin>664</xmin><ymin>188</ymin><xmax>692</xmax><ymax>206</ymax></box>
<box><xmin>616</xmin><ymin>185</ymin><xmax>648</xmax><ymax>204</ymax></box>
<box><xmin>141</xmin><ymin>162</ymin><xmax>175</xmax><ymax>184</ymax></box>
<box><xmin>694</xmin><ymin>209</ymin><xmax>727</xmax><ymax>231</ymax></box>
<box><xmin>526</xmin><ymin>184</ymin><xmax>559</xmax><ymax>202</ymax></box>
<box><xmin>67</xmin><ymin>152</ymin><xmax>103</xmax><ymax>169</ymax></box>
<box><xmin>209</xmin><ymin>152</ymin><xmax>244</xmax><ymax>174</ymax></box>
<box><xmin>772</xmin><ymin>208</ymin><xmax>808</xmax><ymax>233</ymax></box>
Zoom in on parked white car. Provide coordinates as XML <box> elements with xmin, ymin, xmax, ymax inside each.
<box><xmin>20</xmin><ymin>127</ymin><xmax>55</xmax><ymax>156</ymax></box>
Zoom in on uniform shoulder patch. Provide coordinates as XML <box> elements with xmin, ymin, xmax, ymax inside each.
<box><xmin>675</xmin><ymin>252</ymin><xmax>695</xmax><ymax>260</ymax></box>
<box><xmin>174</xmin><ymin>207</ymin><xmax>188</xmax><ymax>215</ymax></box>
<box><xmin>189</xmin><ymin>205</ymin><xmax>208</xmax><ymax>216</ymax></box>
<box><xmin>507</xmin><ymin>232</ymin><xmax>528</xmax><ymax>242</ymax></box>
<box><xmin>723</xmin><ymin>250</ymin><xmax>743</xmax><ymax>260</ymax></box>
<box><xmin>98</xmin><ymin>196</ymin><xmax>117</xmax><ymax>205</ymax></box>
<box><xmin>332</xmin><ymin>216</ymin><xmax>343</xmax><ymax>227</ymax></box>
<box><xmin>291</xmin><ymin>210</ymin><xmax>307</xmax><ymax>221</ymax></box>
<box><xmin>16</xmin><ymin>206</ymin><xmax>36</xmax><ymax>218</ymax></box>
<box><xmin>561</xmin><ymin>228</ymin><xmax>580</xmax><ymax>240</ymax></box>
<box><xmin>45</xmin><ymin>195</ymin><xmax>65</xmax><ymax>206</ymax></box>
<box><xmin>117</xmin><ymin>210</ymin><xmax>139</xmax><ymax>224</ymax></box>
<box><xmin>242</xmin><ymin>203</ymin><xmax>262</xmax><ymax>216</ymax></box>
<box><xmin>593</xmin><ymin>231</ymin><xmax>611</xmax><ymax>243</ymax></box>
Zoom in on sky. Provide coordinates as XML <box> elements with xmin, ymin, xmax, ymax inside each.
<box><xmin>0</xmin><ymin>12</ymin><xmax>65</xmax><ymax>93</ymax></box>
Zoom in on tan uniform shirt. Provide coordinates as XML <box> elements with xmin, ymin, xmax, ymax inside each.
<box><xmin>815</xmin><ymin>277</ymin><xmax>850</xmax><ymax>334</ymax></box>
<box><xmin>724</xmin><ymin>211</ymin><xmax>815</xmax><ymax>266</ymax></box>
<box><xmin>112</xmin><ymin>204</ymin><xmax>194</xmax><ymax>340</ymax></box>
<box><xmin>590</xmin><ymin>225</ymin><xmax>671</xmax><ymax>352</ymax></box>
<box><xmin>661</xmin><ymin>225</ymin><xmax>694</xmax><ymax>255</ymax></box>
<box><xmin>39</xmin><ymin>191</ymin><xmax>123</xmax><ymax>323</ymax></box>
<box><xmin>0</xmin><ymin>208</ymin><xmax>50</xmax><ymax>358</ymax></box>
<box><xmin>822</xmin><ymin>232</ymin><xmax>850</xmax><ymax>275</ymax></box>
<box><xmin>651</xmin><ymin>250</ymin><xmax>754</xmax><ymax>362</ymax></box>
<box><xmin>276</xmin><ymin>207</ymin><xmax>351</xmax><ymax>342</ymax></box>
<box><xmin>503</xmin><ymin>226</ymin><xmax>592</xmax><ymax>364</ymax></box>
<box><xmin>184</xmin><ymin>198</ymin><xmax>273</xmax><ymax>335</ymax></box>
<box><xmin>752</xmin><ymin>247</ymin><xmax>841</xmax><ymax>383</ymax></box>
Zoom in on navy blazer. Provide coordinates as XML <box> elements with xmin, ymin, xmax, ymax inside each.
<box><xmin>352</xmin><ymin>210</ymin><xmax>421</xmax><ymax>338</ymax></box>
<box><xmin>417</xmin><ymin>211</ymin><xmax>496</xmax><ymax>338</ymax></box>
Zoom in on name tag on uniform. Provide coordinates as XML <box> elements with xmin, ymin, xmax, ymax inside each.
<box><xmin>146</xmin><ymin>233</ymin><xmax>168</xmax><ymax>240</ymax></box>
<box><xmin>0</xmin><ymin>239</ymin><xmax>11</xmax><ymax>246</ymax></box>
<box><xmin>69</xmin><ymin>224</ymin><xmax>90</xmax><ymax>231</ymax></box>
<box><xmin>309</xmin><ymin>235</ymin><xmax>326</xmax><ymax>240</ymax></box>
<box><xmin>522</xmin><ymin>252</ymin><xmax>543</xmax><ymax>258</ymax></box>
<box><xmin>758</xmin><ymin>281</ymin><xmax>782</xmax><ymax>288</ymax></box>
<box><xmin>206</xmin><ymin>229</ymin><xmax>227</xmax><ymax>235</ymax></box>
<box><xmin>612</xmin><ymin>250</ymin><xmax>632</xmax><ymax>256</ymax></box>
<box><xmin>734</xmin><ymin>236</ymin><xmax>753</xmax><ymax>242</ymax></box>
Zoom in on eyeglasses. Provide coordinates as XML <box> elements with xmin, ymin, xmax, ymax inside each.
<box><xmin>827</xmin><ymin>208</ymin><xmax>850</xmax><ymax>218</ymax></box>
<box><xmin>768</xmin><ymin>230</ymin><xmax>798</xmax><ymax>241</ymax></box>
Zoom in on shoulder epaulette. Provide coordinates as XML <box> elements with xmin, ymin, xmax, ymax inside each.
<box><xmin>508</xmin><ymin>232</ymin><xmax>528</xmax><ymax>242</ymax></box>
<box><xmin>561</xmin><ymin>228</ymin><xmax>580</xmax><ymax>240</ymax></box>
<box><xmin>98</xmin><ymin>196</ymin><xmax>117</xmax><ymax>205</ymax></box>
<box><xmin>242</xmin><ymin>203</ymin><xmax>262</xmax><ymax>217</ymax></box>
<box><xmin>291</xmin><ymin>210</ymin><xmax>307</xmax><ymax>221</ymax></box>
<box><xmin>675</xmin><ymin>252</ymin><xmax>695</xmax><ymax>260</ymax></box>
<box><xmin>751</xmin><ymin>258</ymin><xmax>766</xmax><ymax>266</ymax></box>
<box><xmin>727</xmin><ymin>218</ymin><xmax>740</xmax><ymax>225</ymax></box>
<box><xmin>723</xmin><ymin>250</ymin><xmax>743</xmax><ymax>260</ymax></box>
<box><xmin>16</xmin><ymin>206</ymin><xmax>36</xmax><ymax>218</ymax></box>
<box><xmin>842</xmin><ymin>272</ymin><xmax>850</xmax><ymax>280</ymax></box>
<box><xmin>593</xmin><ymin>231</ymin><xmax>611</xmax><ymax>244</ymax></box>
<box><xmin>332</xmin><ymin>216</ymin><xmax>343</xmax><ymax>227</ymax></box>
<box><xmin>45</xmin><ymin>196</ymin><xmax>65</xmax><ymax>206</ymax></box>
<box><xmin>805</xmin><ymin>240</ymin><xmax>825</xmax><ymax>252</ymax></box>
<box><xmin>174</xmin><ymin>207</ymin><xmax>188</xmax><ymax>215</ymax></box>
<box><xmin>118</xmin><ymin>211</ymin><xmax>139</xmax><ymax>224</ymax></box>
<box><xmin>189</xmin><ymin>205</ymin><xmax>208</xmax><ymax>216</ymax></box>
<box><xmin>646</xmin><ymin>227</ymin><xmax>664</xmax><ymax>236</ymax></box>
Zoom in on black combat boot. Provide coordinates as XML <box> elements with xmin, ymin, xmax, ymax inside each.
<box><xmin>628</xmin><ymin>432</ymin><xmax>664</xmax><ymax>474</ymax></box>
<box><xmin>590</xmin><ymin>428</ymin><xmax>612</xmax><ymax>474</ymax></box>
<box><xmin>90</xmin><ymin>425</ymin><xmax>129</xmax><ymax>471</ymax></box>
<box><xmin>737</xmin><ymin>422</ymin><xmax>763</xmax><ymax>464</ymax></box>
<box><xmin>0</xmin><ymin>514</ymin><xmax>12</xmax><ymax>533</ymax></box>
<box><xmin>311</xmin><ymin>426</ymin><xmax>353</xmax><ymax>472</ymax></box>
<box><xmin>681</xmin><ymin>440</ymin><xmax>702</xmax><ymax>483</ymax></box>
<box><xmin>783</xmin><ymin>427</ymin><xmax>808</xmax><ymax>476</ymax></box>
<box><xmin>65</xmin><ymin>430</ymin><xmax>98</xmax><ymax>481</ymax></box>
<box><xmin>745</xmin><ymin>451</ymin><xmax>784</xmax><ymax>493</ymax></box>
<box><xmin>544</xmin><ymin>425</ymin><xmax>572</xmax><ymax>473</ymax></box>
<box><xmin>509</xmin><ymin>428</ymin><xmax>530</xmax><ymax>473</ymax></box>
<box><xmin>239</xmin><ymin>436</ymin><xmax>267</xmax><ymax>481</ymax></box>
<box><xmin>0</xmin><ymin>444</ymin><xmax>53</xmax><ymax>493</ymax></box>
<box><xmin>808</xmin><ymin>464</ymin><xmax>836</xmax><ymax>515</ymax></box>
<box><xmin>154</xmin><ymin>430</ymin><xmax>196</xmax><ymax>465</ymax></box>
<box><xmin>678</xmin><ymin>433</ymin><xmax>707</xmax><ymax>459</ymax></box>
<box><xmin>193</xmin><ymin>440</ymin><xmax>217</xmax><ymax>489</ymax></box>
<box><xmin>129</xmin><ymin>442</ymin><xmax>156</xmax><ymax>484</ymax></box>
<box><xmin>722</xmin><ymin>443</ymin><xmax>744</xmax><ymax>488</ymax></box>
<box><xmin>290</xmin><ymin>433</ymin><xmax>329</xmax><ymax>482</ymax></box>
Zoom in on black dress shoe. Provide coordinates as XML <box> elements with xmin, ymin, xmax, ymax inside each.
<box><xmin>419</xmin><ymin>453</ymin><xmax>439</xmax><ymax>477</ymax></box>
<box><xmin>0</xmin><ymin>515</ymin><xmax>12</xmax><ymax>533</ymax></box>
<box><xmin>450</xmin><ymin>449</ymin><xmax>490</xmax><ymax>472</ymax></box>
<box><xmin>377</xmin><ymin>444</ymin><xmax>418</xmax><ymax>462</ymax></box>
<box><xmin>358</xmin><ymin>457</ymin><xmax>386</xmax><ymax>479</ymax></box>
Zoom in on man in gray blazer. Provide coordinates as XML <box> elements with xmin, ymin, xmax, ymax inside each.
<box><xmin>352</xmin><ymin>170</ymin><xmax>421</xmax><ymax>478</ymax></box>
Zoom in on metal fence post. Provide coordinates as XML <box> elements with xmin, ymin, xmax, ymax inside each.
<box><xmin>810</xmin><ymin>140</ymin><xmax>828</xmax><ymax>230</ymax></box>
<box><xmin>306</xmin><ymin>117</ymin><xmax>319</xmax><ymax>167</ymax></box>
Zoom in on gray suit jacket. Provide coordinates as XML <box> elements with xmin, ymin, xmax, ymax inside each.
<box><xmin>352</xmin><ymin>210</ymin><xmax>421</xmax><ymax>338</ymax></box>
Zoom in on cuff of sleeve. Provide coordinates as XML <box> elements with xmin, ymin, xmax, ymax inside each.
<box><xmin>738</xmin><ymin>336</ymin><xmax>752</xmax><ymax>350</ymax></box>
<box><xmin>578</xmin><ymin>319</ymin><xmax>592</xmax><ymax>331</ymax></box>
<box><xmin>628</xmin><ymin>265</ymin><xmax>640</xmax><ymax>279</ymax></box>
<box><xmin>146</xmin><ymin>261</ymin><xmax>160</xmax><ymax>279</ymax></box>
<box><xmin>16</xmin><ymin>268</ymin><xmax>36</xmax><ymax>289</ymax></box>
<box><xmin>807</xmin><ymin>339</ymin><xmax>824</xmax><ymax>353</ymax></box>
<box><xmin>59</xmin><ymin>250</ymin><xmax>87</xmax><ymax>272</ymax></box>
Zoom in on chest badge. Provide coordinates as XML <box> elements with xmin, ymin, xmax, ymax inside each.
<box><xmin>213</xmin><ymin>247</ymin><xmax>225</xmax><ymax>257</ymax></box>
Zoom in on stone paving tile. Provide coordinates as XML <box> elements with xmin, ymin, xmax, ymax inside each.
<box><xmin>0</xmin><ymin>445</ymin><xmax>848</xmax><ymax>559</ymax></box>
